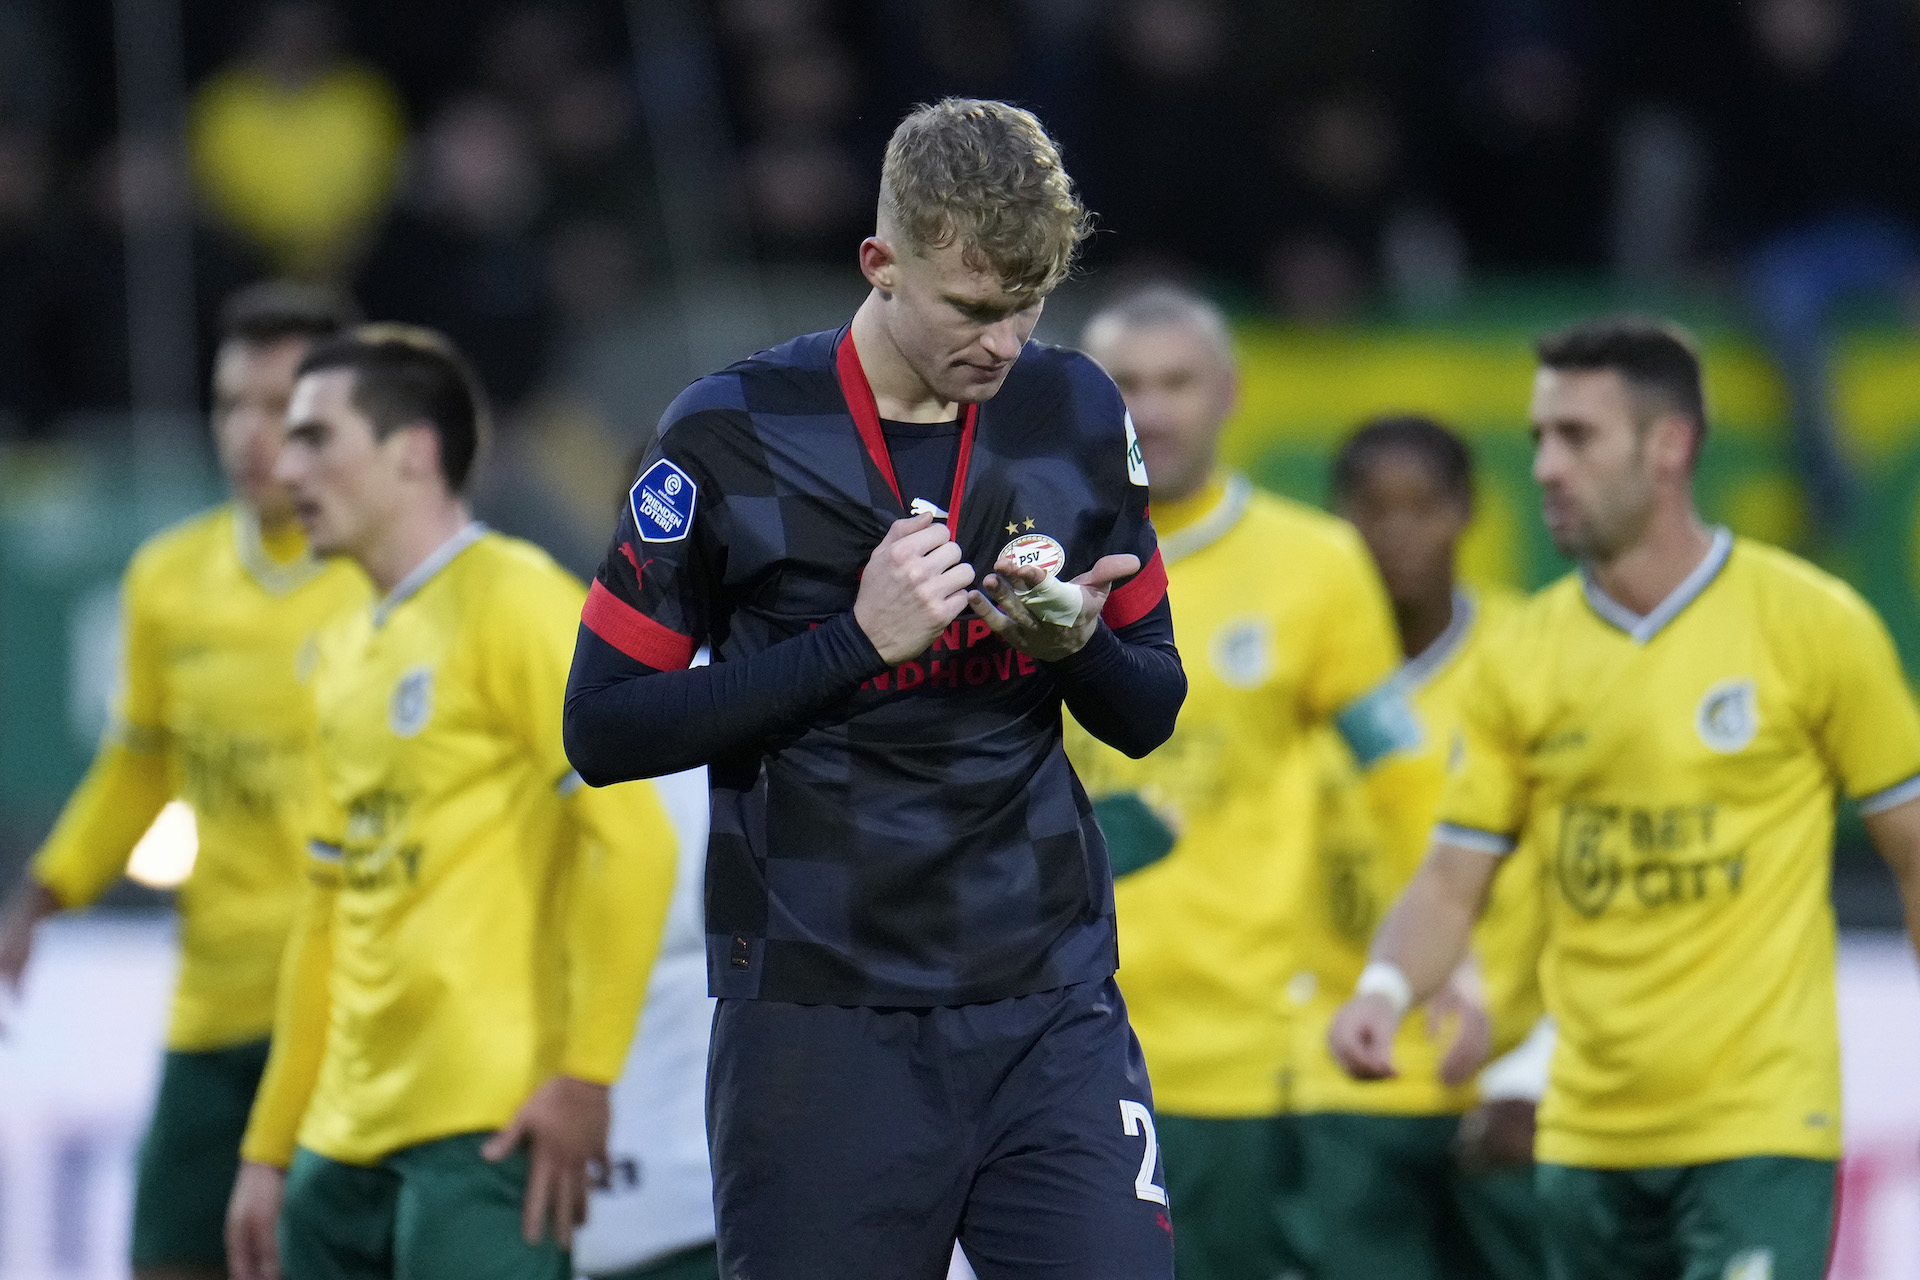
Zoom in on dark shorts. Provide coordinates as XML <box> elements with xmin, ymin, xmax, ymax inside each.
<box><xmin>1295</xmin><ymin>1112</ymin><xmax>1544</xmax><ymax>1280</ymax></box>
<box><xmin>130</xmin><ymin>1039</ymin><xmax>271</xmax><ymax>1270</ymax></box>
<box><xmin>1153</xmin><ymin>1113</ymin><xmax>1313</xmax><ymax>1280</ymax></box>
<box><xmin>280</xmin><ymin>1133</ymin><xmax>569</xmax><ymax>1280</ymax></box>
<box><xmin>708</xmin><ymin>977</ymin><xmax>1176</xmax><ymax>1280</ymax></box>
<box><xmin>590</xmin><ymin>1244</ymin><xmax>721</xmax><ymax>1280</ymax></box>
<box><xmin>1535</xmin><ymin>1157</ymin><xmax>1837</xmax><ymax>1280</ymax></box>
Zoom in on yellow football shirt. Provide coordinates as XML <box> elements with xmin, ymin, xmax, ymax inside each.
<box><xmin>1439</xmin><ymin>531</ymin><xmax>1920</xmax><ymax>1167</ymax></box>
<box><xmin>240</xmin><ymin>526</ymin><xmax>678</xmax><ymax>1167</ymax></box>
<box><xmin>32</xmin><ymin>505</ymin><xmax>367</xmax><ymax>1051</ymax></box>
<box><xmin>1065</xmin><ymin>475</ymin><xmax>1414</xmax><ymax>1116</ymax></box>
<box><xmin>1291</xmin><ymin>588</ymin><xmax>1548</xmax><ymax>1115</ymax></box>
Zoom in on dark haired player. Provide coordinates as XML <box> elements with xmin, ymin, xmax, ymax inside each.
<box><xmin>564</xmin><ymin>100</ymin><xmax>1185</xmax><ymax>1279</ymax></box>
<box><xmin>1332</xmin><ymin>319</ymin><xmax>1920</xmax><ymax>1279</ymax></box>
<box><xmin>1291</xmin><ymin>414</ymin><xmax>1548</xmax><ymax>1280</ymax></box>
<box><xmin>0</xmin><ymin>282</ymin><xmax>363</xmax><ymax>1280</ymax></box>
<box><xmin>224</xmin><ymin>327</ymin><xmax>678</xmax><ymax>1280</ymax></box>
<box><xmin>1063</xmin><ymin>285</ymin><xmax>1418</xmax><ymax>1280</ymax></box>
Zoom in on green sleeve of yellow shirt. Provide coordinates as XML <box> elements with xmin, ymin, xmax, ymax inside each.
<box><xmin>33</xmin><ymin>552</ymin><xmax>171</xmax><ymax>907</ymax></box>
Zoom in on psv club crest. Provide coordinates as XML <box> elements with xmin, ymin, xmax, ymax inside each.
<box><xmin>1000</xmin><ymin>532</ymin><xmax>1066</xmax><ymax>577</ymax></box>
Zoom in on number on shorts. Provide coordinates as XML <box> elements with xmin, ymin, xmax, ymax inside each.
<box><xmin>1119</xmin><ymin>1100</ymin><xmax>1167</xmax><ymax>1205</ymax></box>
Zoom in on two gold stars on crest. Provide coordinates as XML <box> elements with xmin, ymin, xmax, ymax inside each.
<box><xmin>1004</xmin><ymin>517</ymin><xmax>1037</xmax><ymax>535</ymax></box>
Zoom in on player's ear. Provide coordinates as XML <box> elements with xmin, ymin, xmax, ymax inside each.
<box><xmin>392</xmin><ymin>421</ymin><xmax>443</xmax><ymax>488</ymax></box>
<box><xmin>859</xmin><ymin>236</ymin><xmax>898</xmax><ymax>297</ymax></box>
<box><xmin>1649</xmin><ymin>409</ymin><xmax>1694</xmax><ymax>479</ymax></box>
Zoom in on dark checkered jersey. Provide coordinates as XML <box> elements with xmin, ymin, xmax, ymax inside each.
<box><xmin>566</xmin><ymin>325</ymin><xmax>1181</xmax><ymax>1006</ymax></box>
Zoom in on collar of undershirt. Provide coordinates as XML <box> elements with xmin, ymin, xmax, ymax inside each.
<box><xmin>1400</xmin><ymin>588</ymin><xmax>1476</xmax><ymax>691</ymax></box>
<box><xmin>1159</xmin><ymin>473</ymin><xmax>1252</xmax><ymax>565</ymax></box>
<box><xmin>835</xmin><ymin>327</ymin><xmax>978</xmax><ymax>527</ymax></box>
<box><xmin>1579</xmin><ymin>526</ymin><xmax>1732</xmax><ymax>644</ymax></box>
<box><xmin>373</xmin><ymin>521</ymin><xmax>488</xmax><ymax>628</ymax></box>
<box><xmin>233</xmin><ymin>504</ymin><xmax>326</xmax><ymax>597</ymax></box>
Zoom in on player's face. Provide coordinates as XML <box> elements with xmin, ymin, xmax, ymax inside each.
<box><xmin>1087</xmin><ymin>322</ymin><xmax>1235</xmax><ymax>505</ymax></box>
<box><xmin>1529</xmin><ymin>367</ymin><xmax>1659</xmax><ymax>561</ymax></box>
<box><xmin>276</xmin><ymin>369</ymin><xmax>411</xmax><ymax>559</ymax></box>
<box><xmin>872</xmin><ymin>237</ymin><xmax>1044</xmax><ymax>404</ymax></box>
<box><xmin>212</xmin><ymin>336</ymin><xmax>311</xmax><ymax>526</ymax></box>
<box><xmin>1336</xmin><ymin>449</ymin><xmax>1470</xmax><ymax>609</ymax></box>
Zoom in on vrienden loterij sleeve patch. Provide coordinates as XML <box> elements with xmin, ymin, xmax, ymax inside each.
<box><xmin>630</xmin><ymin>459</ymin><xmax>698</xmax><ymax>543</ymax></box>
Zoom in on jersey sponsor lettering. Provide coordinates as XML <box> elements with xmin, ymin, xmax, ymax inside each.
<box><xmin>1554</xmin><ymin>801</ymin><xmax>1738</xmax><ymax>917</ymax></box>
<box><xmin>1123</xmin><ymin>413</ymin><xmax>1148</xmax><ymax>486</ymax></box>
<box><xmin>631</xmin><ymin>459</ymin><xmax>698</xmax><ymax>543</ymax></box>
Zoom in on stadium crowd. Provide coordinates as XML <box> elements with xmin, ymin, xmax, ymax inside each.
<box><xmin>2</xmin><ymin>0</ymin><xmax>1918</xmax><ymax>537</ymax></box>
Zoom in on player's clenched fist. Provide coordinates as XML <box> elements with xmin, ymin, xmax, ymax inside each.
<box><xmin>1328</xmin><ymin>992</ymin><xmax>1402</xmax><ymax>1081</ymax></box>
<box><xmin>854</xmin><ymin>513</ymin><xmax>975</xmax><ymax>664</ymax></box>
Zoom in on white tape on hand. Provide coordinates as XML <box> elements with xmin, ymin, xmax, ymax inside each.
<box><xmin>1015</xmin><ymin>575</ymin><xmax>1084</xmax><ymax>626</ymax></box>
<box><xmin>1355</xmin><ymin>961</ymin><xmax>1414</xmax><ymax>1018</ymax></box>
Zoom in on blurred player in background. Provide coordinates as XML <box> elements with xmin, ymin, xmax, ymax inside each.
<box><xmin>563</xmin><ymin>101</ymin><xmax>1184</xmax><ymax>1280</ymax></box>
<box><xmin>1333</xmin><ymin>318</ymin><xmax>1920</xmax><ymax>1280</ymax></box>
<box><xmin>573</xmin><ymin>762</ymin><xmax>718</xmax><ymax>1280</ymax></box>
<box><xmin>1289</xmin><ymin>414</ymin><xmax>1547</xmax><ymax>1280</ymax></box>
<box><xmin>0</xmin><ymin>282</ymin><xmax>363</xmax><ymax>1280</ymax></box>
<box><xmin>223</xmin><ymin>327</ymin><xmax>678</xmax><ymax>1280</ymax></box>
<box><xmin>1067</xmin><ymin>285</ymin><xmax>1422</xmax><ymax>1280</ymax></box>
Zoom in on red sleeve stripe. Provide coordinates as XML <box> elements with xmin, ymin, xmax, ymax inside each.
<box><xmin>582</xmin><ymin>580</ymin><xmax>697</xmax><ymax>670</ymax></box>
<box><xmin>1102</xmin><ymin>548</ymin><xmax>1168</xmax><ymax>630</ymax></box>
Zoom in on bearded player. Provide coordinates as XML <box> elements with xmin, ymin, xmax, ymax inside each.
<box><xmin>1331</xmin><ymin>318</ymin><xmax>1920</xmax><ymax>1280</ymax></box>
<box><xmin>564</xmin><ymin>100</ymin><xmax>1185</xmax><ymax>1279</ymax></box>
<box><xmin>0</xmin><ymin>282</ymin><xmax>364</xmax><ymax>1280</ymax></box>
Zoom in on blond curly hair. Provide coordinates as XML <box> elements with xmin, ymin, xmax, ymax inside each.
<box><xmin>880</xmin><ymin>98</ymin><xmax>1091</xmax><ymax>298</ymax></box>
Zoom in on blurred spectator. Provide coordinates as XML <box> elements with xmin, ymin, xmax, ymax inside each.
<box><xmin>1709</xmin><ymin>0</ymin><xmax>1920</xmax><ymax>534</ymax></box>
<box><xmin>1263</xmin><ymin>90</ymin><xmax>1412</xmax><ymax>323</ymax></box>
<box><xmin>0</xmin><ymin>120</ymin><xmax>49</xmax><ymax>433</ymax></box>
<box><xmin>23</xmin><ymin>134</ymin><xmax>251</xmax><ymax>427</ymax></box>
<box><xmin>740</xmin><ymin>40</ymin><xmax>865</xmax><ymax>258</ymax></box>
<box><xmin>1087</xmin><ymin>0</ymin><xmax>1256</xmax><ymax>279</ymax></box>
<box><xmin>357</xmin><ymin>94</ymin><xmax>552</xmax><ymax>409</ymax></box>
<box><xmin>188</xmin><ymin>0</ymin><xmax>404</xmax><ymax>280</ymax></box>
<box><xmin>1442</xmin><ymin>1</ymin><xmax>1609</xmax><ymax>272</ymax></box>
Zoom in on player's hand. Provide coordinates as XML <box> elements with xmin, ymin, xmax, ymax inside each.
<box><xmin>970</xmin><ymin>553</ymin><xmax>1140</xmax><ymax>662</ymax></box>
<box><xmin>0</xmin><ymin>883</ymin><xmax>59</xmax><ymax>1036</ymax></box>
<box><xmin>226</xmin><ymin>1160</ymin><xmax>287</xmax><ymax>1280</ymax></box>
<box><xmin>1329</xmin><ymin>992</ymin><xmax>1402</xmax><ymax>1080</ymax></box>
<box><xmin>854</xmin><ymin>514</ymin><xmax>975</xmax><ymax>664</ymax></box>
<box><xmin>482</xmin><ymin>1074</ymin><xmax>610</xmax><ymax>1248</ymax></box>
<box><xmin>1428</xmin><ymin>975</ymin><xmax>1493</xmax><ymax>1088</ymax></box>
<box><xmin>1454</xmin><ymin>1098</ymin><xmax>1537</xmax><ymax>1174</ymax></box>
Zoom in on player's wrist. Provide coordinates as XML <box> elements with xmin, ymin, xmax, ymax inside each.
<box><xmin>1355</xmin><ymin>960</ymin><xmax>1414</xmax><ymax>1019</ymax></box>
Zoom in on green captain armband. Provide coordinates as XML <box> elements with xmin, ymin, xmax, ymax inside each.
<box><xmin>1092</xmin><ymin>793</ymin><xmax>1178</xmax><ymax>878</ymax></box>
<box><xmin>1335</xmin><ymin>678</ymin><xmax>1424</xmax><ymax>769</ymax></box>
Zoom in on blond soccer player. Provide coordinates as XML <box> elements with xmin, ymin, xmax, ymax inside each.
<box><xmin>0</xmin><ymin>283</ymin><xmax>364</xmax><ymax>1280</ymax></box>
<box><xmin>1331</xmin><ymin>317</ymin><xmax>1920</xmax><ymax>1280</ymax></box>
<box><xmin>223</xmin><ymin>328</ymin><xmax>677</xmax><ymax>1280</ymax></box>
<box><xmin>1066</xmin><ymin>286</ymin><xmax>1425</xmax><ymax>1280</ymax></box>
